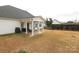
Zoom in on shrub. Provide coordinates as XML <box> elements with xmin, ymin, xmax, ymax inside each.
<box><xmin>18</xmin><ymin>50</ymin><xmax>28</xmax><ymax>53</ymax></box>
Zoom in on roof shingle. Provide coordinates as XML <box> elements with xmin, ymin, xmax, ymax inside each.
<box><xmin>0</xmin><ymin>5</ymin><xmax>34</xmax><ymax>19</ymax></box>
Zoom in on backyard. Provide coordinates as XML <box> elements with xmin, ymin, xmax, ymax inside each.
<box><xmin>0</xmin><ymin>29</ymin><xmax>79</xmax><ymax>52</ymax></box>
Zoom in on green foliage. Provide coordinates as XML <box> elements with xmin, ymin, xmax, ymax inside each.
<box><xmin>18</xmin><ymin>50</ymin><xmax>28</xmax><ymax>53</ymax></box>
<box><xmin>46</xmin><ymin>21</ymin><xmax>52</xmax><ymax>27</ymax></box>
<box><xmin>46</xmin><ymin>18</ymin><xmax>53</xmax><ymax>27</ymax></box>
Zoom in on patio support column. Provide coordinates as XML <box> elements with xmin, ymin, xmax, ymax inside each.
<box><xmin>42</xmin><ymin>21</ymin><xmax>44</xmax><ymax>32</ymax></box>
<box><xmin>26</xmin><ymin>21</ymin><xmax>27</xmax><ymax>34</ymax></box>
<box><xmin>37</xmin><ymin>21</ymin><xmax>40</xmax><ymax>33</ymax></box>
<box><xmin>31</xmin><ymin>20</ymin><xmax>34</xmax><ymax>36</ymax></box>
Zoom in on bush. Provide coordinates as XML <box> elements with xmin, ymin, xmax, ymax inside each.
<box><xmin>46</xmin><ymin>21</ymin><xmax>52</xmax><ymax>27</ymax></box>
<box><xmin>18</xmin><ymin>50</ymin><xmax>28</xmax><ymax>53</ymax></box>
<box><xmin>15</xmin><ymin>27</ymin><xmax>21</xmax><ymax>33</ymax></box>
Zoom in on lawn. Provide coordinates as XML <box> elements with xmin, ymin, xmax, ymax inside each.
<box><xmin>0</xmin><ymin>29</ymin><xmax>79</xmax><ymax>52</ymax></box>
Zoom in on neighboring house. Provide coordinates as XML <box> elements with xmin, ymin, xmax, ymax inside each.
<box><xmin>66</xmin><ymin>20</ymin><xmax>79</xmax><ymax>24</ymax></box>
<box><xmin>67</xmin><ymin>21</ymin><xmax>74</xmax><ymax>24</ymax></box>
<box><xmin>52</xmin><ymin>19</ymin><xmax>61</xmax><ymax>24</ymax></box>
<box><xmin>0</xmin><ymin>5</ymin><xmax>44</xmax><ymax>36</ymax></box>
<box><xmin>71</xmin><ymin>20</ymin><xmax>79</xmax><ymax>24</ymax></box>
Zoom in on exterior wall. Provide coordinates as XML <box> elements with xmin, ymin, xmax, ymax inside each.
<box><xmin>0</xmin><ymin>17</ymin><xmax>44</xmax><ymax>35</ymax></box>
<box><xmin>33</xmin><ymin>17</ymin><xmax>44</xmax><ymax>28</ymax></box>
<box><xmin>33</xmin><ymin>17</ymin><xmax>44</xmax><ymax>21</ymax></box>
<box><xmin>0</xmin><ymin>20</ymin><xmax>20</xmax><ymax>35</ymax></box>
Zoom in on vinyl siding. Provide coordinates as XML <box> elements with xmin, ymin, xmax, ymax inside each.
<box><xmin>0</xmin><ymin>20</ymin><xmax>20</xmax><ymax>35</ymax></box>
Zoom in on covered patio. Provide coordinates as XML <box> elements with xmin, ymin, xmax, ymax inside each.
<box><xmin>20</xmin><ymin>17</ymin><xmax>44</xmax><ymax>36</ymax></box>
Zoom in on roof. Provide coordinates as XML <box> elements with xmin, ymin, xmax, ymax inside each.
<box><xmin>35</xmin><ymin>16</ymin><xmax>45</xmax><ymax>20</ymax></box>
<box><xmin>0</xmin><ymin>5</ymin><xmax>34</xmax><ymax>19</ymax></box>
<box><xmin>52</xmin><ymin>19</ymin><xmax>61</xmax><ymax>24</ymax></box>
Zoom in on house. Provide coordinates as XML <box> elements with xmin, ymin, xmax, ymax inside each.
<box><xmin>52</xmin><ymin>19</ymin><xmax>61</xmax><ymax>24</ymax></box>
<box><xmin>0</xmin><ymin>5</ymin><xmax>44</xmax><ymax>36</ymax></box>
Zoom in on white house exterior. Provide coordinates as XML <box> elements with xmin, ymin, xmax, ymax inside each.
<box><xmin>0</xmin><ymin>5</ymin><xmax>44</xmax><ymax>36</ymax></box>
<box><xmin>0</xmin><ymin>19</ymin><xmax>20</xmax><ymax>35</ymax></box>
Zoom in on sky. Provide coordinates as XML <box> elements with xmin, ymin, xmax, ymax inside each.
<box><xmin>0</xmin><ymin>0</ymin><xmax>79</xmax><ymax>22</ymax></box>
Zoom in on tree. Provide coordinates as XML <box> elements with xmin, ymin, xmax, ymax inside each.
<box><xmin>46</xmin><ymin>18</ymin><xmax>53</xmax><ymax>27</ymax></box>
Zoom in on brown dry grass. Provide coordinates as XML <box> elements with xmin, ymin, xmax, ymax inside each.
<box><xmin>0</xmin><ymin>29</ymin><xmax>79</xmax><ymax>53</ymax></box>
